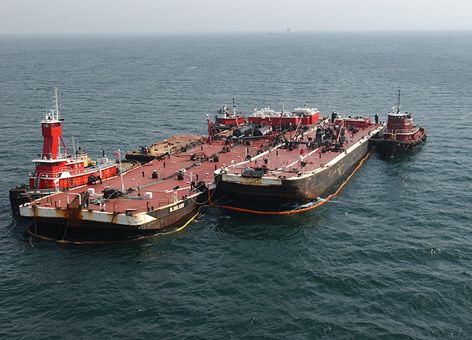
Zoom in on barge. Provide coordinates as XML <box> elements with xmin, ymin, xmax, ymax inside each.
<box><xmin>16</xmin><ymin>98</ymin><xmax>384</xmax><ymax>240</ymax></box>
<box><xmin>125</xmin><ymin>134</ymin><xmax>205</xmax><ymax>163</ymax></box>
<box><xmin>125</xmin><ymin>103</ymin><xmax>245</xmax><ymax>164</ymax></box>
<box><xmin>18</xmin><ymin>111</ymin><xmax>288</xmax><ymax>242</ymax></box>
<box><xmin>214</xmin><ymin>114</ymin><xmax>384</xmax><ymax>207</ymax></box>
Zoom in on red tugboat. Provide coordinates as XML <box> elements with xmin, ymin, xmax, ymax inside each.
<box><xmin>372</xmin><ymin>91</ymin><xmax>427</xmax><ymax>155</ymax></box>
<box><xmin>214</xmin><ymin>99</ymin><xmax>244</xmax><ymax>127</ymax></box>
<box><xmin>9</xmin><ymin>89</ymin><xmax>119</xmax><ymax>215</ymax></box>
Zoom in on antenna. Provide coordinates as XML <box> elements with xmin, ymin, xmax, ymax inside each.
<box><xmin>232</xmin><ymin>98</ymin><xmax>236</xmax><ymax>116</ymax></box>
<box><xmin>71</xmin><ymin>136</ymin><xmax>76</xmax><ymax>157</ymax></box>
<box><xmin>206</xmin><ymin>114</ymin><xmax>213</xmax><ymax>143</ymax></box>
<box><xmin>54</xmin><ymin>88</ymin><xmax>62</xmax><ymax>156</ymax></box>
<box><xmin>117</xmin><ymin>148</ymin><xmax>125</xmax><ymax>192</ymax></box>
<box><xmin>396</xmin><ymin>89</ymin><xmax>401</xmax><ymax>114</ymax></box>
<box><xmin>54</xmin><ymin>88</ymin><xmax>60</xmax><ymax>120</ymax></box>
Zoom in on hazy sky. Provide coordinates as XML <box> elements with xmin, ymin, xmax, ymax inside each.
<box><xmin>1</xmin><ymin>0</ymin><xmax>471</xmax><ymax>34</ymax></box>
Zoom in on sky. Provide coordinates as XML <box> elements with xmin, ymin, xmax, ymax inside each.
<box><xmin>0</xmin><ymin>0</ymin><xmax>471</xmax><ymax>34</ymax></box>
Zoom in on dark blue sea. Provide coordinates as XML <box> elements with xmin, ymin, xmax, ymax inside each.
<box><xmin>1</xmin><ymin>33</ymin><xmax>471</xmax><ymax>339</ymax></box>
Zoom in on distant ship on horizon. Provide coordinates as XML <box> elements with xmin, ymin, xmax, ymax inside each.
<box><xmin>267</xmin><ymin>27</ymin><xmax>291</xmax><ymax>35</ymax></box>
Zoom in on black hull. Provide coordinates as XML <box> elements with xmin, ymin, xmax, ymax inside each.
<box><xmin>9</xmin><ymin>187</ymin><xmax>52</xmax><ymax>216</ymax></box>
<box><xmin>20</xmin><ymin>189</ymin><xmax>207</xmax><ymax>243</ymax></box>
<box><xmin>27</xmin><ymin>207</ymin><xmax>197</xmax><ymax>242</ymax></box>
<box><xmin>373</xmin><ymin>135</ymin><xmax>426</xmax><ymax>155</ymax></box>
<box><xmin>125</xmin><ymin>153</ymin><xmax>165</xmax><ymax>163</ymax></box>
<box><xmin>215</xmin><ymin>138</ymin><xmax>371</xmax><ymax>207</ymax></box>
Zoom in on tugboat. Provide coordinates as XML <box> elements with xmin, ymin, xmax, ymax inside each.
<box><xmin>372</xmin><ymin>90</ymin><xmax>427</xmax><ymax>155</ymax></box>
<box><xmin>214</xmin><ymin>99</ymin><xmax>244</xmax><ymax>127</ymax></box>
<box><xmin>9</xmin><ymin>89</ymin><xmax>120</xmax><ymax>215</ymax></box>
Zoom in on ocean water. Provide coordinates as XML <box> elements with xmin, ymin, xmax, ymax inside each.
<box><xmin>0</xmin><ymin>32</ymin><xmax>471</xmax><ymax>339</ymax></box>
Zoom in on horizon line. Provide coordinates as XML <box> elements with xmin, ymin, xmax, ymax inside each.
<box><xmin>1</xmin><ymin>29</ymin><xmax>472</xmax><ymax>36</ymax></box>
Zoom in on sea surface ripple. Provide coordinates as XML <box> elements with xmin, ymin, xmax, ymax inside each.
<box><xmin>0</xmin><ymin>32</ymin><xmax>471</xmax><ymax>339</ymax></box>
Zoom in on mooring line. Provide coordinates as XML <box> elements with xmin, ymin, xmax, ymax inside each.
<box><xmin>208</xmin><ymin>152</ymin><xmax>371</xmax><ymax>215</ymax></box>
<box><xmin>26</xmin><ymin>152</ymin><xmax>370</xmax><ymax>244</ymax></box>
<box><xmin>27</xmin><ymin>210</ymin><xmax>200</xmax><ymax>245</ymax></box>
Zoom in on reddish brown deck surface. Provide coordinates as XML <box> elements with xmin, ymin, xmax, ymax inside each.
<box><xmin>30</xmin><ymin>121</ymin><xmax>381</xmax><ymax>215</ymax></box>
<box><xmin>31</xmin><ymin>136</ymin><xmax>272</xmax><ymax>214</ymax></box>
<box><xmin>125</xmin><ymin>134</ymin><xmax>203</xmax><ymax>158</ymax></box>
<box><xmin>228</xmin><ymin>124</ymin><xmax>379</xmax><ymax>177</ymax></box>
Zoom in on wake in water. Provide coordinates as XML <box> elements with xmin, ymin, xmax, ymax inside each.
<box><xmin>295</xmin><ymin>197</ymin><xmax>327</xmax><ymax>209</ymax></box>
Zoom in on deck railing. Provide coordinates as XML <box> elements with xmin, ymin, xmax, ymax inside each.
<box><xmin>385</xmin><ymin>127</ymin><xmax>418</xmax><ymax>134</ymax></box>
<box><xmin>31</xmin><ymin>162</ymin><xmax>115</xmax><ymax>179</ymax></box>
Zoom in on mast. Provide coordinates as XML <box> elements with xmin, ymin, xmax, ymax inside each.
<box><xmin>117</xmin><ymin>148</ymin><xmax>125</xmax><ymax>192</ymax></box>
<box><xmin>55</xmin><ymin>88</ymin><xmax>61</xmax><ymax>155</ymax></box>
<box><xmin>41</xmin><ymin>88</ymin><xmax>64</xmax><ymax>159</ymax></box>
<box><xmin>396</xmin><ymin>89</ymin><xmax>401</xmax><ymax>114</ymax></box>
<box><xmin>232</xmin><ymin>98</ymin><xmax>239</xmax><ymax>126</ymax></box>
<box><xmin>71</xmin><ymin>136</ymin><xmax>76</xmax><ymax>157</ymax></box>
<box><xmin>206</xmin><ymin>114</ymin><xmax>213</xmax><ymax>143</ymax></box>
<box><xmin>54</xmin><ymin>87</ymin><xmax>60</xmax><ymax>121</ymax></box>
<box><xmin>279</xmin><ymin>102</ymin><xmax>284</xmax><ymax>132</ymax></box>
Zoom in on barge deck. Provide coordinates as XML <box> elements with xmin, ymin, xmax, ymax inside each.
<box><xmin>215</xmin><ymin>116</ymin><xmax>384</xmax><ymax>208</ymax></box>
<box><xmin>19</xmin><ymin>134</ymin><xmax>278</xmax><ymax>241</ymax></box>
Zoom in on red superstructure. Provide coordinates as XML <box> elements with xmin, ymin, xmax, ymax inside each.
<box><xmin>372</xmin><ymin>91</ymin><xmax>427</xmax><ymax>154</ymax></box>
<box><xmin>248</xmin><ymin>107</ymin><xmax>319</xmax><ymax>128</ymax></box>
<box><xmin>10</xmin><ymin>89</ymin><xmax>120</xmax><ymax>215</ymax></box>
<box><xmin>382</xmin><ymin>112</ymin><xmax>425</xmax><ymax>144</ymax></box>
<box><xmin>214</xmin><ymin>102</ymin><xmax>244</xmax><ymax>127</ymax></box>
<box><xmin>29</xmin><ymin>89</ymin><xmax>117</xmax><ymax>190</ymax></box>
